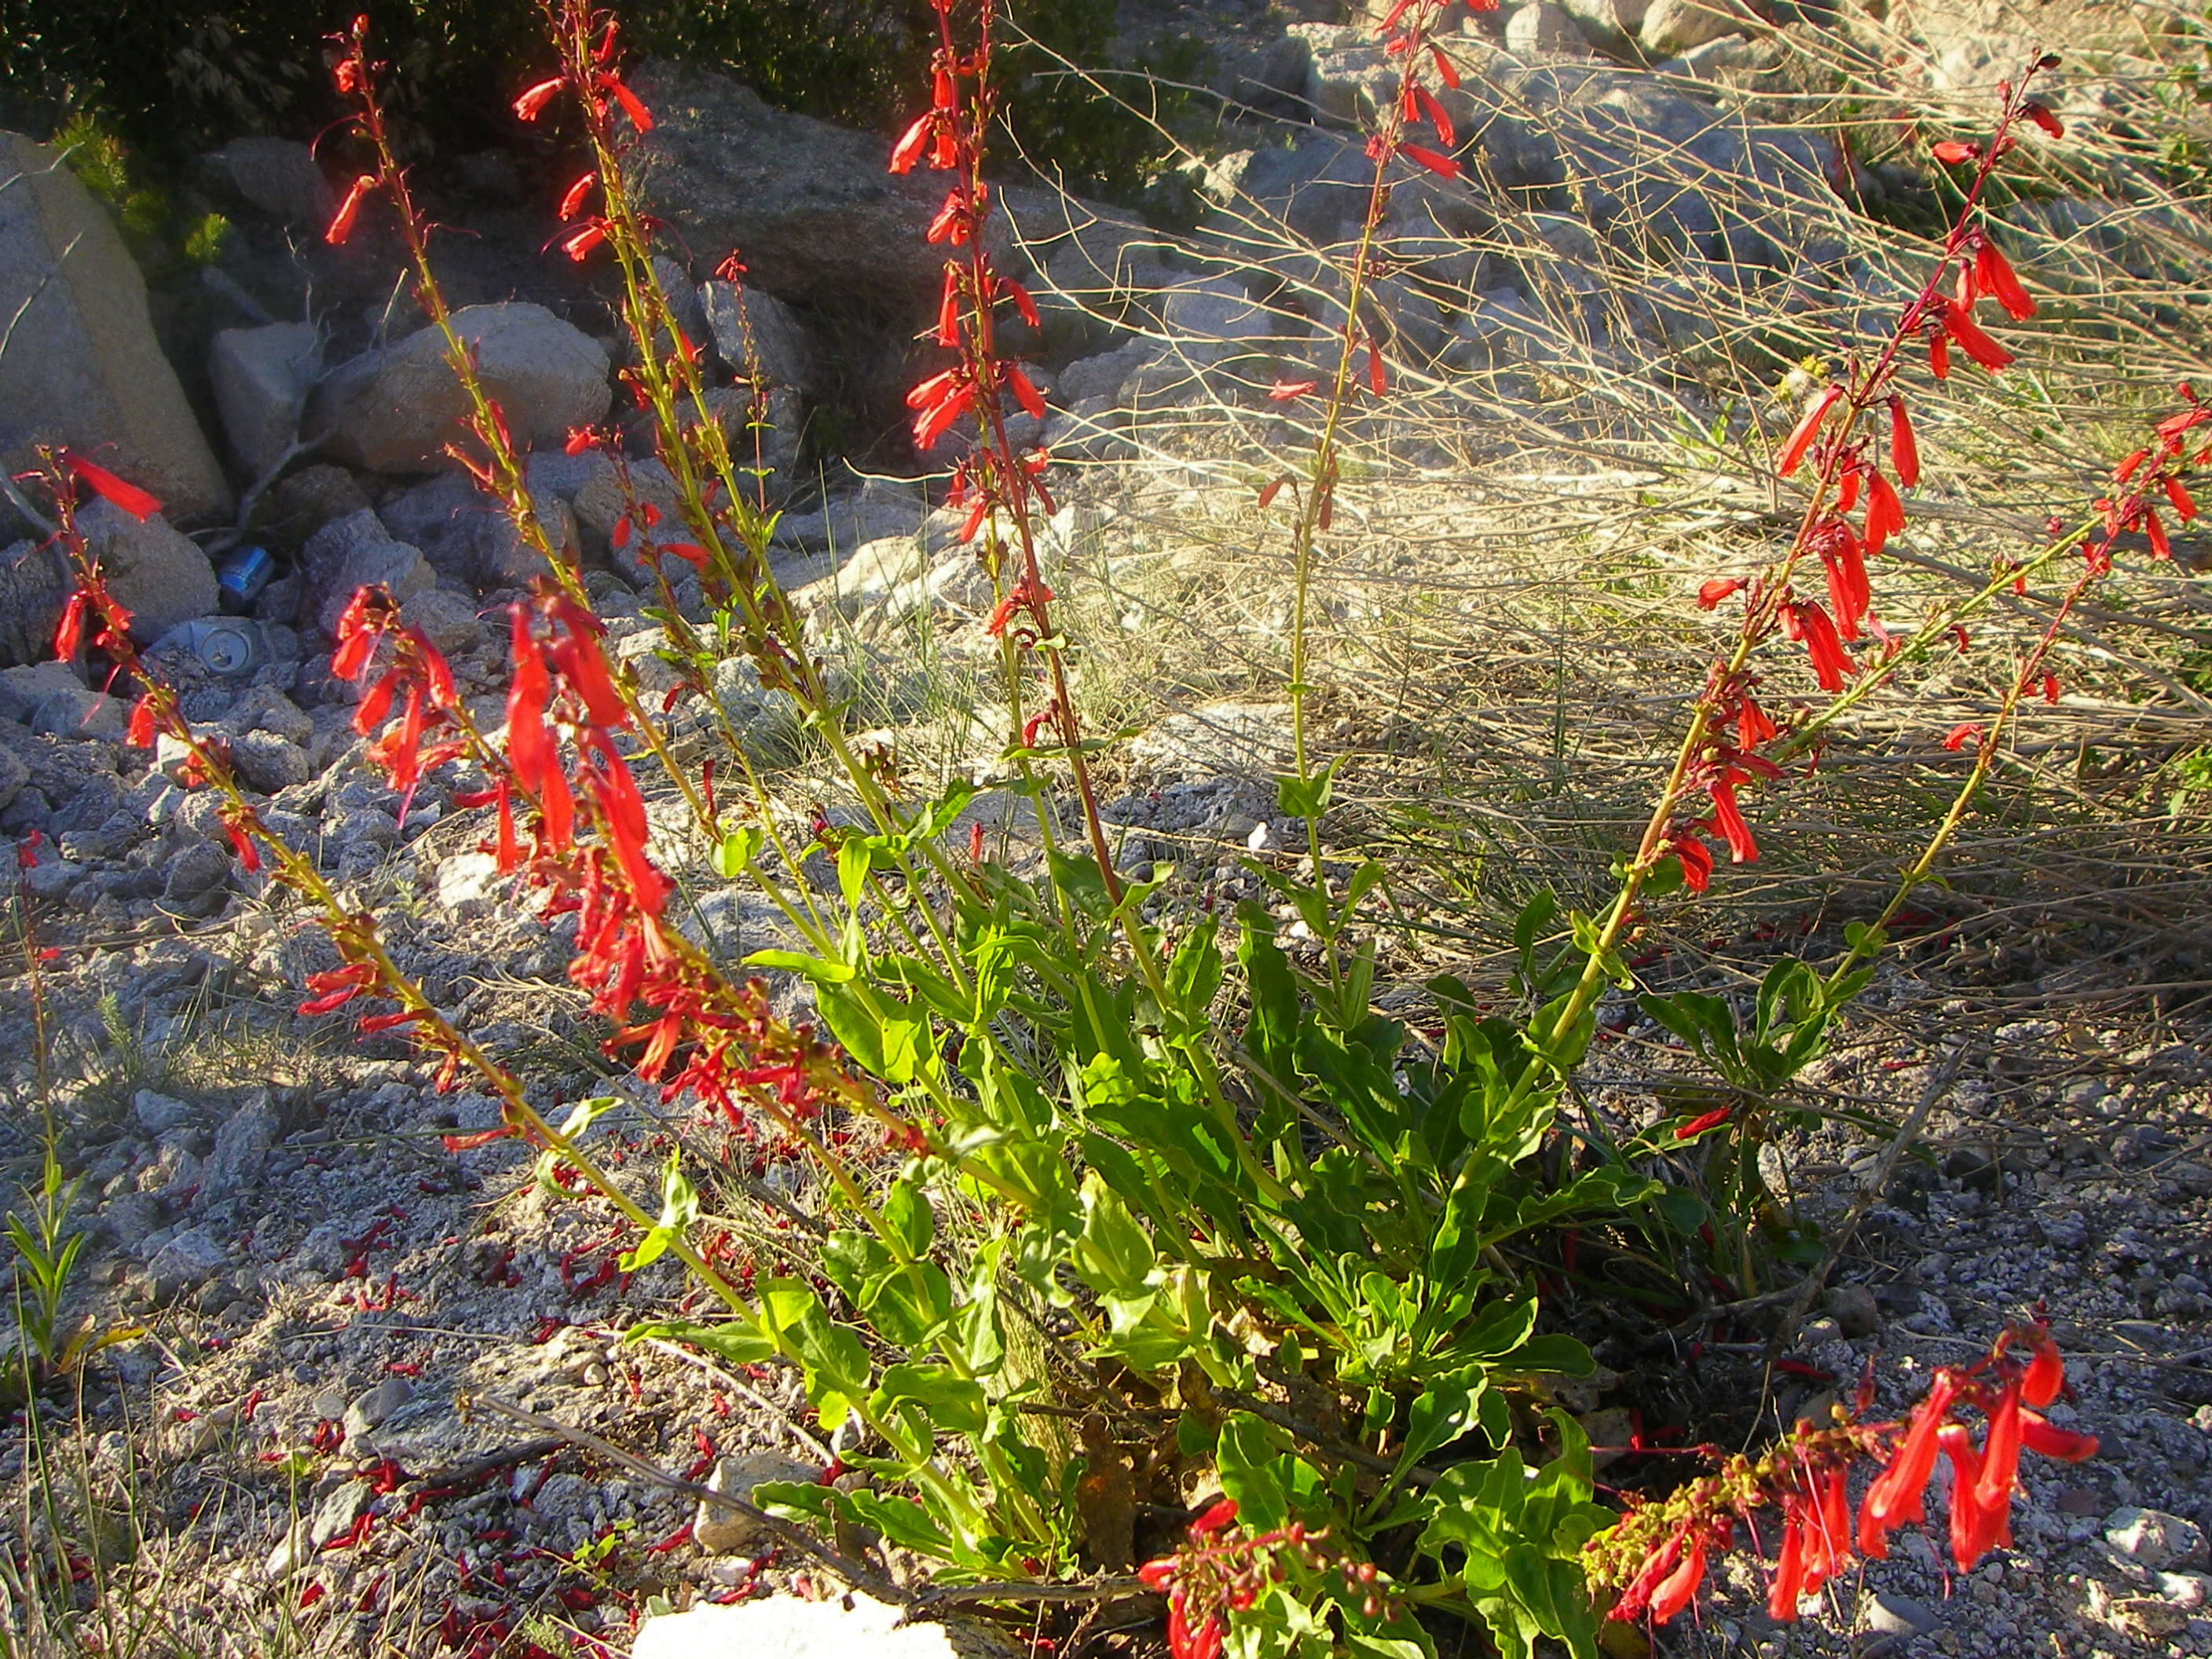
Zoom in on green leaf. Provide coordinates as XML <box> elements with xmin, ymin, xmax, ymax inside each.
<box><xmin>1402</xmin><ymin>1368</ymin><xmax>1494</xmax><ymax>1468</ymax></box>
<box><xmin>837</xmin><ymin>835</ymin><xmax>873</xmax><ymax>909</ymax></box>
<box><xmin>1274</xmin><ymin>762</ymin><xmax>1336</xmax><ymax>820</ymax></box>
<box><xmin>620</xmin><ymin>1155</ymin><xmax>698</xmax><ymax>1271</ymax></box>
<box><xmin>873</xmin><ymin>1363</ymin><xmax>987</xmax><ymax>1436</ymax></box>
<box><xmin>626</xmin><ymin>1316</ymin><xmax>776</xmax><ymax>1368</ymax></box>
<box><xmin>709</xmin><ymin>825</ymin><xmax>763</xmax><ymax>879</ymax></box>
<box><xmin>742</xmin><ymin>947</ymin><xmax>856</xmax><ymax>983</ymax></box>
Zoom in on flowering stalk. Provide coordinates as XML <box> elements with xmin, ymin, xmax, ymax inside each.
<box><xmin>1586</xmin><ymin>1322</ymin><xmax>2095</xmax><ymax>1625</ymax></box>
<box><xmin>30</xmin><ymin>454</ymin><xmax>753</xmax><ymax>1314</ymax></box>
<box><xmin>1262</xmin><ymin>0</ymin><xmax>1490</xmax><ymax>924</ymax></box>
<box><xmin>326</xmin><ymin>16</ymin><xmax>719</xmax><ymax>844</ymax></box>
<box><xmin>1136</xmin><ymin>1500</ymin><xmax>1404</xmax><ymax>1659</ymax></box>
<box><xmin>1496</xmin><ymin>57</ymin><xmax>2064</xmax><ymax>1092</ymax></box>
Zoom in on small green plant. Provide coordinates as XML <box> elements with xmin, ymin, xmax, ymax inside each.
<box><xmin>2</xmin><ymin>1144</ymin><xmax>91</xmax><ymax>1394</ymax></box>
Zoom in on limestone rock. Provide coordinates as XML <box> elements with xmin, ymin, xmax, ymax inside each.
<box><xmin>0</xmin><ymin>132</ymin><xmax>231</xmax><ymax>534</ymax></box>
<box><xmin>630</xmin><ymin>64</ymin><xmax>994</xmax><ymax>309</ymax></box>
<box><xmin>75</xmin><ymin>500</ymin><xmax>222</xmax><ymax>648</ymax></box>
<box><xmin>210</xmin><ymin>322</ymin><xmax>319</xmax><ymax>477</ymax></box>
<box><xmin>693</xmin><ymin>1452</ymin><xmax>816</xmax><ymax>1553</ymax></box>
<box><xmin>701</xmin><ymin>283</ymin><xmax>817</xmax><ymax>394</ymax></box>
<box><xmin>311</xmin><ymin>302</ymin><xmax>610</xmax><ymax>474</ymax></box>
<box><xmin>633</xmin><ymin>1592</ymin><xmax>1016</xmax><ymax>1659</ymax></box>
<box><xmin>1506</xmin><ymin>2</ymin><xmax>1591</xmax><ymax>56</ymax></box>
<box><xmin>1639</xmin><ymin>0</ymin><xmax>1756</xmax><ymax>59</ymax></box>
<box><xmin>197</xmin><ymin>137</ymin><xmax>332</xmax><ymax>227</ymax></box>
<box><xmin>1559</xmin><ymin>0</ymin><xmax>1650</xmax><ymax>55</ymax></box>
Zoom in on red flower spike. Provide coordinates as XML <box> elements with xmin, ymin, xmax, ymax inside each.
<box><xmin>1888</xmin><ymin>394</ymin><xmax>1920</xmax><ymax>487</ymax></box>
<box><xmin>1777</xmin><ymin>385</ymin><xmax>1844</xmax><ymax>478</ymax></box>
<box><xmin>514</xmin><ymin>78</ymin><xmax>564</xmax><ymax>121</ymax></box>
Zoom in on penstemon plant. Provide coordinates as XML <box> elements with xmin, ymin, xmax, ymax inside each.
<box><xmin>38</xmin><ymin>9</ymin><xmax>2190</xmax><ymax>1657</ymax></box>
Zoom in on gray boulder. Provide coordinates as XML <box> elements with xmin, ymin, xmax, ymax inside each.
<box><xmin>0</xmin><ymin>132</ymin><xmax>232</xmax><ymax>532</ymax></box>
<box><xmin>1560</xmin><ymin>0</ymin><xmax>1650</xmax><ymax>56</ymax></box>
<box><xmin>301</xmin><ymin>509</ymin><xmax>433</xmax><ymax>635</ymax></box>
<box><xmin>0</xmin><ymin>541</ymin><xmax>70</xmax><ymax>668</ymax></box>
<box><xmin>700</xmin><ymin>281</ymin><xmax>816</xmax><ymax>393</ymax></box>
<box><xmin>1506</xmin><ymin>2</ymin><xmax>1592</xmax><ymax>56</ymax></box>
<box><xmin>1640</xmin><ymin>0</ymin><xmax>1756</xmax><ymax>58</ymax></box>
<box><xmin>310</xmin><ymin>302</ymin><xmax>610</xmax><ymax>474</ymax></box>
<box><xmin>630</xmin><ymin>63</ymin><xmax>987</xmax><ymax>309</ymax></box>
<box><xmin>75</xmin><ymin>500</ymin><xmax>222</xmax><ymax>646</ymax></box>
<box><xmin>209</xmin><ymin>322</ymin><xmax>319</xmax><ymax>477</ymax></box>
<box><xmin>197</xmin><ymin>137</ymin><xmax>332</xmax><ymax>228</ymax></box>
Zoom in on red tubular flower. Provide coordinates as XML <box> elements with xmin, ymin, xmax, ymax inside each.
<box><xmin>51</xmin><ymin>592</ymin><xmax>85</xmax><ymax>661</ymax></box>
<box><xmin>2164</xmin><ymin>474</ymin><xmax>2198</xmax><ymax>521</ymax></box>
<box><xmin>1888</xmin><ymin>394</ymin><xmax>1921</xmax><ymax>487</ymax></box>
<box><xmin>598</xmin><ymin>74</ymin><xmax>653</xmax><ymax>130</ymax></box>
<box><xmin>2021</xmin><ymin>1334</ymin><xmax>2064</xmax><ymax>1408</ymax></box>
<box><xmin>225</xmin><ymin>819</ymin><xmax>262</xmax><ymax>873</ymax></box>
<box><xmin>1942</xmin><ymin>301</ymin><xmax>2014</xmax><ymax>372</ymax></box>
<box><xmin>1939</xmin><ymin>1423</ymin><xmax>2003</xmax><ymax>1571</ymax></box>
<box><xmin>1676</xmin><ymin>1106</ymin><xmax>1732</xmax><ymax>1140</ymax></box>
<box><xmin>556</xmin><ymin>222</ymin><xmax>608</xmax><ymax>262</ymax></box>
<box><xmin>1863</xmin><ymin>470</ymin><xmax>1906</xmax><ymax>557</ymax></box>
<box><xmin>493</xmin><ymin>781</ymin><xmax>519</xmax><ymax>873</ymax></box>
<box><xmin>889</xmin><ymin>112</ymin><xmax>935</xmax><ymax>174</ymax></box>
<box><xmin>1777</xmin><ymin>385</ymin><xmax>1844</xmax><ymax>478</ymax></box>
<box><xmin>1672</xmin><ymin>833</ymin><xmax>1713</xmax><ymax>894</ymax></box>
<box><xmin>1269</xmin><ymin>379</ymin><xmax>1318</xmax><ymax>401</ymax></box>
<box><xmin>1972</xmin><ymin>1381</ymin><xmax>2026</xmax><ymax>1518</ymax></box>
<box><xmin>1189</xmin><ymin>1498</ymin><xmax>1238</xmax><ymax>1535</ymax></box>
<box><xmin>2143</xmin><ymin>507</ymin><xmax>2172</xmax><ymax>560</ymax></box>
<box><xmin>1817</xmin><ymin>524</ymin><xmax>1870</xmax><ymax>639</ymax></box>
<box><xmin>2020</xmin><ymin>1410</ymin><xmax>2097</xmax><ymax>1462</ymax></box>
<box><xmin>1005</xmin><ymin>363</ymin><xmax>1047</xmax><ymax>421</ymax></box>
<box><xmin>558</xmin><ymin>172</ymin><xmax>597</xmax><ymax>221</ymax></box>
<box><xmin>2023</xmin><ymin>101</ymin><xmax>2063</xmax><ymax>138</ymax></box>
<box><xmin>1697</xmin><ymin>577</ymin><xmax>1743</xmax><ymax>609</ymax></box>
<box><xmin>1708</xmin><ymin>776</ymin><xmax>1758</xmax><ymax>865</ymax></box>
<box><xmin>1400</xmin><ymin>144</ymin><xmax>1460</xmax><ymax>179</ymax></box>
<box><xmin>325</xmin><ymin>174</ymin><xmax>378</xmax><ymax>246</ymax></box>
<box><xmin>65</xmin><ymin>454</ymin><xmax>163</xmax><ymax>521</ymax></box>
<box><xmin>1859</xmin><ymin>1370</ymin><xmax>1961</xmax><ymax>1558</ymax></box>
<box><xmin>514</xmin><ymin>77</ymin><xmax>564</xmax><ymax>121</ymax></box>
<box><xmin>1646</xmin><ymin>1536</ymin><xmax>1706</xmax><ymax>1625</ymax></box>
<box><xmin>126</xmin><ymin>694</ymin><xmax>158</xmax><ymax>749</ymax></box>
<box><xmin>1766</xmin><ymin>1503</ymin><xmax>1807</xmax><ymax>1621</ymax></box>
<box><xmin>1932</xmin><ymin>139</ymin><xmax>1979</xmax><ymax>164</ymax></box>
<box><xmin>353</xmin><ymin>668</ymin><xmax>400</xmax><ymax>737</ymax></box>
<box><xmin>584</xmin><ymin>738</ymin><xmax>669</xmax><ymax>917</ymax></box>
<box><xmin>1974</xmin><ymin>235</ymin><xmax>2035</xmax><ymax>320</ymax></box>
<box><xmin>1793</xmin><ymin>600</ymin><xmax>1856</xmax><ymax>692</ymax></box>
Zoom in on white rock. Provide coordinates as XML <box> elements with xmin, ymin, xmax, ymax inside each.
<box><xmin>2106</xmin><ymin>1507</ymin><xmax>2207</xmax><ymax>1572</ymax></box>
<box><xmin>693</xmin><ymin>1452</ymin><xmax>817</xmax><ymax>1554</ymax></box>
<box><xmin>633</xmin><ymin>1593</ymin><xmax>1014</xmax><ymax>1659</ymax></box>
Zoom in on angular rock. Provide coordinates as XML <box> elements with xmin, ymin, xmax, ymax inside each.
<box><xmin>28</xmin><ymin>686</ymin><xmax>123</xmax><ymax>742</ymax></box>
<box><xmin>197</xmin><ymin>137</ymin><xmax>332</xmax><ymax>228</ymax></box>
<box><xmin>201</xmin><ymin>1095</ymin><xmax>277</xmax><ymax>1199</ymax></box>
<box><xmin>1506</xmin><ymin>2</ymin><xmax>1590</xmax><ymax>55</ymax></box>
<box><xmin>1560</xmin><ymin>0</ymin><xmax>1650</xmax><ymax>56</ymax></box>
<box><xmin>693</xmin><ymin>1452</ymin><xmax>817</xmax><ymax>1553</ymax></box>
<box><xmin>1640</xmin><ymin>0</ymin><xmax>1754</xmax><ymax>58</ymax></box>
<box><xmin>2106</xmin><ymin>1507</ymin><xmax>2207</xmax><ymax>1572</ymax></box>
<box><xmin>700</xmin><ymin>281</ymin><xmax>817</xmax><ymax>393</ymax></box>
<box><xmin>0</xmin><ymin>542</ymin><xmax>75</xmax><ymax>670</ymax></box>
<box><xmin>630</xmin><ymin>64</ymin><xmax>984</xmax><ymax>309</ymax></box>
<box><xmin>74</xmin><ymin>500</ymin><xmax>222</xmax><ymax>650</ymax></box>
<box><xmin>0</xmin><ymin>132</ymin><xmax>231</xmax><ymax>534</ymax></box>
<box><xmin>210</xmin><ymin>322</ymin><xmax>320</xmax><ymax>477</ymax></box>
<box><xmin>0</xmin><ymin>661</ymin><xmax>83</xmax><ymax>724</ymax></box>
<box><xmin>302</xmin><ymin>509</ymin><xmax>433</xmax><ymax>635</ymax></box>
<box><xmin>229</xmin><ymin>729</ymin><xmax>311</xmax><ymax>793</ymax></box>
<box><xmin>161</xmin><ymin>840</ymin><xmax>235</xmax><ymax>915</ymax></box>
<box><xmin>145</xmin><ymin>1225</ymin><xmax>229</xmax><ymax>1302</ymax></box>
<box><xmin>633</xmin><ymin>1591</ymin><xmax>1016</xmax><ymax>1659</ymax></box>
<box><xmin>311</xmin><ymin>302</ymin><xmax>610</xmax><ymax>474</ymax></box>
<box><xmin>134</xmin><ymin>1090</ymin><xmax>198</xmax><ymax>1136</ymax></box>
